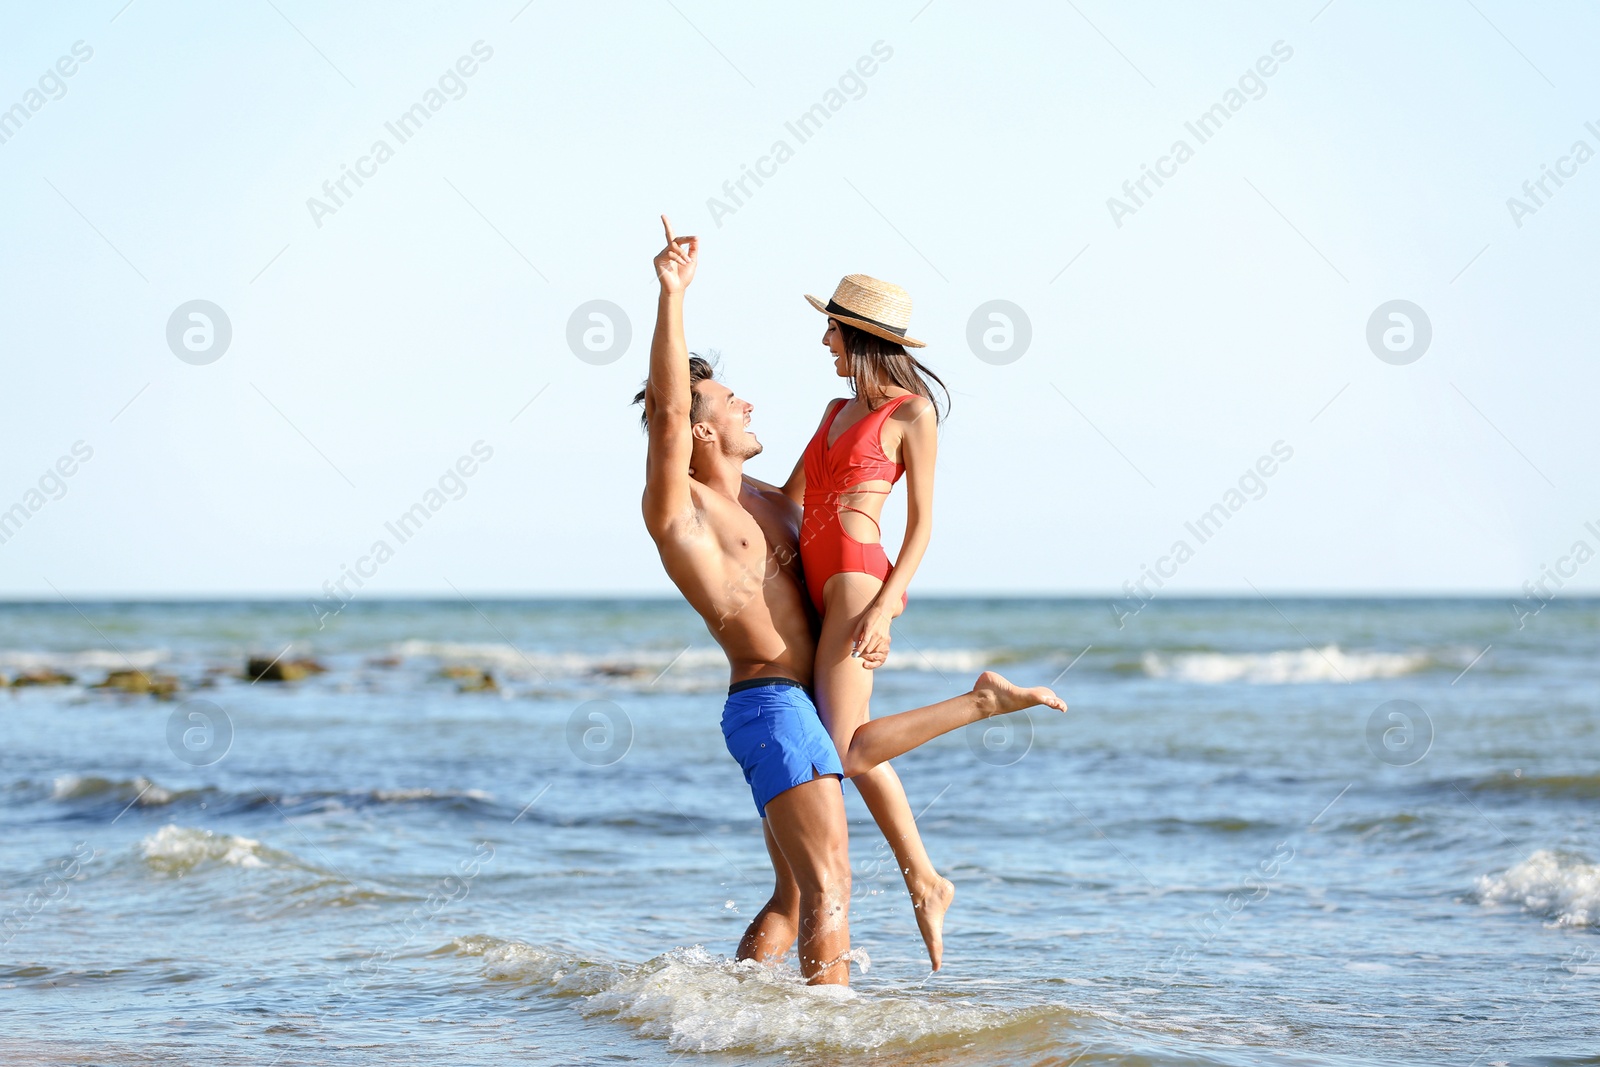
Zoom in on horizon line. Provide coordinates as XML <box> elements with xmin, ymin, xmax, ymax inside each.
<box><xmin>0</xmin><ymin>590</ymin><xmax>1577</xmax><ymax>603</ymax></box>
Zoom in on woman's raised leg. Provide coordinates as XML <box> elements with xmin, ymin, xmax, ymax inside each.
<box><xmin>815</xmin><ymin>571</ymin><xmax>955</xmax><ymax>971</ymax></box>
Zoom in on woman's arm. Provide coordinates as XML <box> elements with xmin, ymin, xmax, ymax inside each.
<box><xmin>780</xmin><ymin>399</ymin><xmax>845</xmax><ymax>508</ymax></box>
<box><xmin>852</xmin><ymin>397</ymin><xmax>936</xmax><ymax>661</ymax></box>
<box><xmin>778</xmin><ymin>449</ymin><xmax>807</xmax><ymax>508</ymax></box>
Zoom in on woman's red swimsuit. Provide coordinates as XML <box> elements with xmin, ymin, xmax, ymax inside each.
<box><xmin>799</xmin><ymin>394</ymin><xmax>916</xmax><ymax>614</ymax></box>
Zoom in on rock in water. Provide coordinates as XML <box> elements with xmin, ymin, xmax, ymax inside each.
<box><xmin>438</xmin><ymin>665</ymin><xmax>497</xmax><ymax>692</ymax></box>
<box><xmin>13</xmin><ymin>669</ymin><xmax>76</xmax><ymax>687</ymax></box>
<box><xmin>246</xmin><ymin>657</ymin><xmax>328</xmax><ymax>682</ymax></box>
<box><xmin>458</xmin><ymin>670</ymin><xmax>498</xmax><ymax>693</ymax></box>
<box><xmin>94</xmin><ymin>670</ymin><xmax>180</xmax><ymax>698</ymax></box>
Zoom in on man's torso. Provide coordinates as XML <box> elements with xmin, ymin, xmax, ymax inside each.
<box><xmin>648</xmin><ymin>479</ymin><xmax>816</xmax><ymax>686</ymax></box>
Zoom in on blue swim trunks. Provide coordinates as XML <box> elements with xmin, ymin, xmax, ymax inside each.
<box><xmin>721</xmin><ymin>677</ymin><xmax>844</xmax><ymax>818</ymax></box>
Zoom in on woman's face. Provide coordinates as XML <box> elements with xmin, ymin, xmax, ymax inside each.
<box><xmin>822</xmin><ymin>319</ymin><xmax>850</xmax><ymax>378</ymax></box>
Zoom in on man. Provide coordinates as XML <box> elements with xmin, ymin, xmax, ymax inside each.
<box><xmin>636</xmin><ymin>216</ymin><xmax>1064</xmax><ymax>985</ymax></box>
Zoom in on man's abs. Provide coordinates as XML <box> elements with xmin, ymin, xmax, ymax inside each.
<box><xmin>652</xmin><ymin>500</ymin><xmax>816</xmax><ymax>687</ymax></box>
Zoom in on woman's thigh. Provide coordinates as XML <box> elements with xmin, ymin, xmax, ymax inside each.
<box><xmin>813</xmin><ymin>570</ymin><xmax>884</xmax><ymax>753</ymax></box>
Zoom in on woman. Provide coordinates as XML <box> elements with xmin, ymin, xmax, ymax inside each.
<box><xmin>780</xmin><ymin>274</ymin><xmax>954</xmax><ymax>971</ymax></box>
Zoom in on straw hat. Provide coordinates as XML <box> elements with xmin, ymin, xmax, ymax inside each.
<box><xmin>805</xmin><ymin>274</ymin><xmax>926</xmax><ymax>348</ymax></box>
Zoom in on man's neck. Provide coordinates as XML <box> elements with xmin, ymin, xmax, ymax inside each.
<box><xmin>693</xmin><ymin>454</ymin><xmax>744</xmax><ymax>501</ymax></box>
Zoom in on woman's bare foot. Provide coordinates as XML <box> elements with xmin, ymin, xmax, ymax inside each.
<box><xmin>972</xmin><ymin>670</ymin><xmax>1067</xmax><ymax>716</ymax></box>
<box><xmin>909</xmin><ymin>875</ymin><xmax>955</xmax><ymax>971</ymax></box>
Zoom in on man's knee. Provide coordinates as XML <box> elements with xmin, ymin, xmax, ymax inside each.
<box><xmin>796</xmin><ymin>851</ymin><xmax>851</xmax><ymax>902</ymax></box>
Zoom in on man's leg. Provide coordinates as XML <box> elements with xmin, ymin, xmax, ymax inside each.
<box><xmin>839</xmin><ymin>672</ymin><xmax>1068</xmax><ymax>779</ymax></box>
<box><xmin>760</xmin><ymin>774</ymin><xmax>852</xmax><ymax>985</ymax></box>
<box><xmin>736</xmin><ymin>819</ymin><xmax>800</xmax><ymax>965</ymax></box>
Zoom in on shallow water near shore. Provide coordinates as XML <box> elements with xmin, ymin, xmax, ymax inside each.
<box><xmin>2</xmin><ymin>597</ymin><xmax>1596</xmax><ymax>1065</ymax></box>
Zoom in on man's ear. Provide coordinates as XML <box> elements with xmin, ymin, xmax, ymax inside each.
<box><xmin>691</xmin><ymin>422</ymin><xmax>714</xmax><ymax>443</ymax></box>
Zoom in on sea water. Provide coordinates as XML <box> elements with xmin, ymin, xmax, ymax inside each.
<box><xmin>1</xmin><ymin>598</ymin><xmax>1596</xmax><ymax>1065</ymax></box>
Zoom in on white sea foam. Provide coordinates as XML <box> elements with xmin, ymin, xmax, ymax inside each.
<box><xmin>392</xmin><ymin>640</ymin><xmax>994</xmax><ymax>687</ymax></box>
<box><xmin>52</xmin><ymin>774</ymin><xmax>174</xmax><ymax>805</ymax></box>
<box><xmin>140</xmin><ymin>825</ymin><xmax>287</xmax><ymax>873</ymax></box>
<box><xmin>393</xmin><ymin>640</ymin><xmax>728</xmax><ymax>681</ymax></box>
<box><xmin>370</xmin><ymin>787</ymin><xmax>493</xmax><ymax>803</ymax></box>
<box><xmin>456</xmin><ymin>937</ymin><xmax>1044</xmax><ymax>1054</ymax></box>
<box><xmin>1141</xmin><ymin>646</ymin><xmax>1428</xmax><ymax>684</ymax></box>
<box><xmin>1477</xmin><ymin>849</ymin><xmax>1600</xmax><ymax>927</ymax></box>
<box><xmin>880</xmin><ymin>648</ymin><xmax>994</xmax><ymax>674</ymax></box>
<box><xmin>0</xmin><ymin>648</ymin><xmax>168</xmax><ymax>673</ymax></box>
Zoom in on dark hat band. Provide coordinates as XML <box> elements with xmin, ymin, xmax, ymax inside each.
<box><xmin>825</xmin><ymin>299</ymin><xmax>908</xmax><ymax>338</ymax></box>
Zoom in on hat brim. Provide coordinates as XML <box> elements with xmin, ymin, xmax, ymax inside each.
<box><xmin>806</xmin><ymin>294</ymin><xmax>926</xmax><ymax>348</ymax></box>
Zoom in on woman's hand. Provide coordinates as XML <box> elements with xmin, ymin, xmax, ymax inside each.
<box><xmin>851</xmin><ymin>602</ymin><xmax>893</xmax><ymax>666</ymax></box>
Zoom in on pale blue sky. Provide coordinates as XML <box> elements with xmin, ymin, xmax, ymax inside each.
<box><xmin>1</xmin><ymin>0</ymin><xmax>1596</xmax><ymax>597</ymax></box>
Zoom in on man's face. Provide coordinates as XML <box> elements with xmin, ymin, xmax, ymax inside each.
<box><xmin>693</xmin><ymin>380</ymin><xmax>762</xmax><ymax>460</ymax></box>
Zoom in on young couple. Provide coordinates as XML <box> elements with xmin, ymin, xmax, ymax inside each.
<box><xmin>635</xmin><ymin>216</ymin><xmax>1064</xmax><ymax>986</ymax></box>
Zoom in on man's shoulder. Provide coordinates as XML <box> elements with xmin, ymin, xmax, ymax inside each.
<box><xmin>644</xmin><ymin>481</ymin><xmax>742</xmax><ymax>543</ymax></box>
<box><xmin>643</xmin><ymin>482</ymin><xmax>702</xmax><ymax>540</ymax></box>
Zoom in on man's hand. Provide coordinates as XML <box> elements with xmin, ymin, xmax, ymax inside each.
<box><xmin>641</xmin><ymin>214</ymin><xmax>698</xmax><ymax>534</ymax></box>
<box><xmin>653</xmin><ymin>215</ymin><xmax>698</xmax><ymax>294</ymax></box>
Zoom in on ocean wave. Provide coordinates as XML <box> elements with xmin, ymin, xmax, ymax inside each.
<box><xmin>136</xmin><ymin>826</ymin><xmax>402</xmax><ymax>913</ymax></box>
<box><xmin>881</xmin><ymin>647</ymin><xmax>997</xmax><ymax>673</ymax></box>
<box><xmin>394</xmin><ymin>639</ymin><xmax>729</xmax><ymax>681</ymax></box>
<box><xmin>140</xmin><ymin>824</ymin><xmax>308</xmax><ymax>875</ymax></box>
<box><xmin>0</xmin><ymin>639</ymin><xmax>1003</xmax><ymax>694</ymax></box>
<box><xmin>391</xmin><ymin>639</ymin><xmax>995</xmax><ymax>687</ymax></box>
<box><xmin>1477</xmin><ymin>849</ymin><xmax>1600</xmax><ymax>927</ymax></box>
<box><xmin>369</xmin><ymin>787</ymin><xmax>494</xmax><ymax>804</ymax></box>
<box><xmin>52</xmin><ymin>775</ymin><xmax>182</xmax><ymax>806</ymax></box>
<box><xmin>1332</xmin><ymin>812</ymin><xmax>1434</xmax><ymax>842</ymax></box>
<box><xmin>0</xmin><ymin>648</ymin><xmax>169</xmax><ymax>673</ymax></box>
<box><xmin>1468</xmin><ymin>772</ymin><xmax>1600</xmax><ymax>801</ymax></box>
<box><xmin>1141</xmin><ymin>646</ymin><xmax>1429</xmax><ymax>684</ymax></box>
<box><xmin>46</xmin><ymin>776</ymin><xmax>505</xmax><ymax>819</ymax></box>
<box><xmin>259</xmin><ymin>786</ymin><xmax>508</xmax><ymax>819</ymax></box>
<box><xmin>1144</xmin><ymin>816</ymin><xmax>1275</xmax><ymax>835</ymax></box>
<box><xmin>453</xmin><ymin>936</ymin><xmax>1059</xmax><ymax>1054</ymax></box>
<box><xmin>453</xmin><ymin>934</ymin><xmax>622</xmax><ymax>997</ymax></box>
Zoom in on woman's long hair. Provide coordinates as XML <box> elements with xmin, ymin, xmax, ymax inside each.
<box><xmin>837</xmin><ymin>321</ymin><xmax>949</xmax><ymax>422</ymax></box>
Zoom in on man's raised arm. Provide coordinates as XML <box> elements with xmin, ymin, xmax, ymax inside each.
<box><xmin>641</xmin><ymin>216</ymin><xmax>700</xmax><ymax>535</ymax></box>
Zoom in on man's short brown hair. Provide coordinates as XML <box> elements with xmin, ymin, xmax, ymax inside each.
<box><xmin>632</xmin><ymin>353</ymin><xmax>718</xmax><ymax>431</ymax></box>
